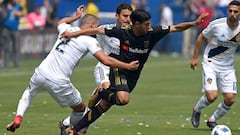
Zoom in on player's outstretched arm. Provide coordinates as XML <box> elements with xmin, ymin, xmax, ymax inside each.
<box><xmin>57</xmin><ymin>5</ymin><xmax>84</xmax><ymax>25</ymax></box>
<box><xmin>170</xmin><ymin>13</ymin><xmax>208</xmax><ymax>32</ymax></box>
<box><xmin>94</xmin><ymin>50</ymin><xmax>139</xmax><ymax>71</ymax></box>
<box><xmin>190</xmin><ymin>33</ymin><xmax>205</xmax><ymax>71</ymax></box>
<box><xmin>60</xmin><ymin>27</ymin><xmax>105</xmax><ymax>39</ymax></box>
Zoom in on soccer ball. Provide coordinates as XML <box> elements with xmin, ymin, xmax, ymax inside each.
<box><xmin>211</xmin><ymin>125</ymin><xmax>232</xmax><ymax>135</ymax></box>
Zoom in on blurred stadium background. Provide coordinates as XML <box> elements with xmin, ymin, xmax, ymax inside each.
<box><xmin>4</xmin><ymin>0</ymin><xmax>230</xmax><ymax>60</ymax></box>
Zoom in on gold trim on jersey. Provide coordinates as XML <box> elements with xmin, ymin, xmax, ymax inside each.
<box><xmin>228</xmin><ymin>30</ymin><xmax>240</xmax><ymax>43</ymax></box>
<box><xmin>113</xmin><ymin>68</ymin><xmax>121</xmax><ymax>85</ymax></box>
<box><xmin>88</xmin><ymin>110</ymin><xmax>92</xmax><ymax>121</ymax></box>
<box><xmin>121</xmin><ymin>25</ymin><xmax>131</xmax><ymax>30</ymax></box>
<box><xmin>236</xmin><ymin>33</ymin><xmax>240</xmax><ymax>43</ymax></box>
<box><xmin>144</xmin><ymin>41</ymin><xmax>150</xmax><ymax>48</ymax></box>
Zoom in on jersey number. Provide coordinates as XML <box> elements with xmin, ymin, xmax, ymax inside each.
<box><xmin>55</xmin><ymin>41</ymin><xmax>66</xmax><ymax>53</ymax></box>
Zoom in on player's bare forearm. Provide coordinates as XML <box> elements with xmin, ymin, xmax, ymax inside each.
<box><xmin>61</xmin><ymin>28</ymin><xmax>105</xmax><ymax>38</ymax></box>
<box><xmin>170</xmin><ymin>21</ymin><xmax>196</xmax><ymax>32</ymax></box>
<box><xmin>170</xmin><ymin>13</ymin><xmax>208</xmax><ymax>32</ymax></box>
<box><xmin>192</xmin><ymin>33</ymin><xmax>204</xmax><ymax>59</ymax></box>
<box><xmin>58</xmin><ymin>5</ymin><xmax>84</xmax><ymax>25</ymax></box>
<box><xmin>106</xmin><ymin>57</ymin><xmax>139</xmax><ymax>71</ymax></box>
<box><xmin>191</xmin><ymin>33</ymin><xmax>204</xmax><ymax>70</ymax></box>
<box><xmin>94</xmin><ymin>51</ymin><xmax>139</xmax><ymax>71</ymax></box>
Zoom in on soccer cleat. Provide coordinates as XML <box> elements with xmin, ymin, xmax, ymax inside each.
<box><xmin>88</xmin><ymin>87</ymin><xmax>102</xmax><ymax>109</ymax></box>
<box><xmin>65</xmin><ymin>127</ymin><xmax>83</xmax><ymax>135</ymax></box>
<box><xmin>191</xmin><ymin>108</ymin><xmax>201</xmax><ymax>128</ymax></box>
<box><xmin>207</xmin><ymin>119</ymin><xmax>217</xmax><ymax>130</ymax></box>
<box><xmin>6</xmin><ymin>115</ymin><xmax>22</xmax><ymax>132</ymax></box>
<box><xmin>59</xmin><ymin>120</ymin><xmax>69</xmax><ymax>135</ymax></box>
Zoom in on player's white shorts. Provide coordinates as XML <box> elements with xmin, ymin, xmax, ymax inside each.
<box><xmin>202</xmin><ymin>64</ymin><xmax>237</xmax><ymax>94</ymax></box>
<box><xmin>27</xmin><ymin>72</ymin><xmax>82</xmax><ymax>107</ymax></box>
<box><xmin>94</xmin><ymin>62</ymin><xmax>110</xmax><ymax>86</ymax></box>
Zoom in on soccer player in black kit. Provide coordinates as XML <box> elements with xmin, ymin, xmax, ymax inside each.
<box><xmin>61</xmin><ymin>9</ymin><xmax>207</xmax><ymax>135</ymax></box>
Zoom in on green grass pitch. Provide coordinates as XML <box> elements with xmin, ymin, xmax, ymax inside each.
<box><xmin>1</xmin><ymin>55</ymin><xmax>240</xmax><ymax>135</ymax></box>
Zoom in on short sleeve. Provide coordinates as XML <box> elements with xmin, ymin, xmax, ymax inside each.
<box><xmin>202</xmin><ymin>22</ymin><xmax>213</xmax><ymax>39</ymax></box>
<box><xmin>104</xmin><ymin>27</ymin><xmax>122</xmax><ymax>39</ymax></box>
<box><xmin>57</xmin><ymin>23</ymin><xmax>71</xmax><ymax>34</ymax></box>
<box><xmin>84</xmin><ymin>36</ymin><xmax>102</xmax><ymax>55</ymax></box>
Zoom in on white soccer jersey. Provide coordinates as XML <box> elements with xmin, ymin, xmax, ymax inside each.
<box><xmin>36</xmin><ymin>23</ymin><xmax>101</xmax><ymax>84</ymax></box>
<box><xmin>96</xmin><ymin>24</ymin><xmax>120</xmax><ymax>55</ymax></box>
<box><xmin>93</xmin><ymin>24</ymin><xmax>120</xmax><ymax>86</ymax></box>
<box><xmin>202</xmin><ymin>18</ymin><xmax>240</xmax><ymax>71</ymax></box>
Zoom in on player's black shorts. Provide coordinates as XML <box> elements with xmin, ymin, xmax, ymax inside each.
<box><xmin>109</xmin><ymin>68</ymin><xmax>129</xmax><ymax>92</ymax></box>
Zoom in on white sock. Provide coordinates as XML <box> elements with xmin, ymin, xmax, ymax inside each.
<box><xmin>62</xmin><ymin>116</ymin><xmax>70</xmax><ymax>126</ymax></box>
<box><xmin>16</xmin><ymin>89</ymin><xmax>33</xmax><ymax>116</ymax></box>
<box><xmin>194</xmin><ymin>95</ymin><xmax>210</xmax><ymax>112</ymax></box>
<box><xmin>70</xmin><ymin>107</ymin><xmax>89</xmax><ymax>127</ymax></box>
<box><xmin>209</xmin><ymin>101</ymin><xmax>231</xmax><ymax>122</ymax></box>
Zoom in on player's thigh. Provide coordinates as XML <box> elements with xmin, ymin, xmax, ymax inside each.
<box><xmin>202</xmin><ymin>65</ymin><xmax>218</xmax><ymax>91</ymax></box>
<box><xmin>46</xmin><ymin>82</ymin><xmax>82</xmax><ymax>107</ymax></box>
<box><xmin>27</xmin><ymin>72</ymin><xmax>46</xmax><ymax>96</ymax></box>
<box><xmin>94</xmin><ymin>62</ymin><xmax>110</xmax><ymax>86</ymax></box>
<box><xmin>218</xmin><ymin>70</ymin><xmax>237</xmax><ymax>94</ymax></box>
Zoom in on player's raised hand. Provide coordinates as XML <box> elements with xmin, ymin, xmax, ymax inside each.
<box><xmin>190</xmin><ymin>58</ymin><xmax>198</xmax><ymax>71</ymax></box>
<box><xmin>194</xmin><ymin>13</ymin><xmax>208</xmax><ymax>25</ymax></box>
<box><xmin>76</xmin><ymin>5</ymin><xmax>84</xmax><ymax>18</ymax></box>
<box><xmin>128</xmin><ymin>60</ymin><xmax>140</xmax><ymax>71</ymax></box>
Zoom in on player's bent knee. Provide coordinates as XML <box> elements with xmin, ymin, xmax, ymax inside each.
<box><xmin>206</xmin><ymin>94</ymin><xmax>218</xmax><ymax>103</ymax></box>
<box><xmin>116</xmin><ymin>97</ymin><xmax>129</xmax><ymax>106</ymax></box>
<box><xmin>223</xmin><ymin>93</ymin><xmax>236</xmax><ymax>106</ymax></box>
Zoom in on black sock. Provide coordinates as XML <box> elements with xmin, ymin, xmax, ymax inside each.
<box><xmin>73</xmin><ymin>105</ymin><xmax>105</xmax><ymax>131</ymax></box>
<box><xmin>99</xmin><ymin>89</ymin><xmax>120</xmax><ymax>105</ymax></box>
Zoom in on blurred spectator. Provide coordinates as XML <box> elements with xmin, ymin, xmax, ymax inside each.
<box><xmin>217</xmin><ymin>0</ymin><xmax>231</xmax><ymax>7</ymax></box>
<box><xmin>151</xmin><ymin>3</ymin><xmax>174</xmax><ymax>57</ymax></box>
<box><xmin>85</xmin><ymin>0</ymin><xmax>99</xmax><ymax>17</ymax></box>
<box><xmin>195</xmin><ymin>0</ymin><xmax>212</xmax><ymax>53</ymax></box>
<box><xmin>2</xmin><ymin>0</ymin><xmax>23</xmax><ymax>68</ymax></box>
<box><xmin>182</xmin><ymin>0</ymin><xmax>198</xmax><ymax>58</ymax></box>
<box><xmin>196</xmin><ymin>0</ymin><xmax>212</xmax><ymax>33</ymax></box>
<box><xmin>0</xmin><ymin>2</ymin><xmax>7</xmax><ymax>67</ymax></box>
<box><xmin>26</xmin><ymin>5</ymin><xmax>46</xmax><ymax>30</ymax></box>
<box><xmin>138</xmin><ymin>0</ymin><xmax>150</xmax><ymax>12</ymax></box>
<box><xmin>131</xmin><ymin>0</ymin><xmax>139</xmax><ymax>10</ymax></box>
<box><xmin>208</xmin><ymin>0</ymin><xmax>224</xmax><ymax>20</ymax></box>
<box><xmin>18</xmin><ymin>0</ymin><xmax>27</xmax><ymax>15</ymax></box>
<box><xmin>40</xmin><ymin>0</ymin><xmax>58</xmax><ymax>28</ymax></box>
<box><xmin>26</xmin><ymin>0</ymin><xmax>34</xmax><ymax>13</ymax></box>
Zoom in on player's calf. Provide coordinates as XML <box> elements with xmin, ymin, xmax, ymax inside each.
<box><xmin>88</xmin><ymin>87</ymin><xmax>102</xmax><ymax>108</ymax></box>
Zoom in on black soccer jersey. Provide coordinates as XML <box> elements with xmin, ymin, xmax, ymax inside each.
<box><xmin>105</xmin><ymin>26</ymin><xmax>170</xmax><ymax>90</ymax></box>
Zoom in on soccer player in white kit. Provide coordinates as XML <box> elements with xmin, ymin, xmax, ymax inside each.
<box><xmin>191</xmin><ymin>0</ymin><xmax>240</xmax><ymax>130</ymax></box>
<box><xmin>6</xmin><ymin>6</ymin><xmax>139</xmax><ymax>133</ymax></box>
<box><xmin>59</xmin><ymin>3</ymin><xmax>133</xmax><ymax>134</ymax></box>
